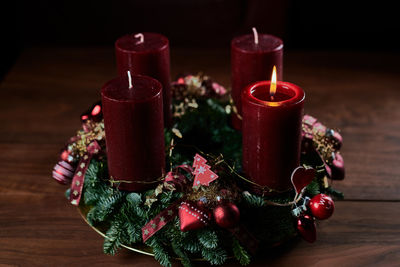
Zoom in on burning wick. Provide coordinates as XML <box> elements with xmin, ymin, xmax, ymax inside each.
<box><xmin>127</xmin><ymin>70</ymin><xmax>133</xmax><ymax>89</ymax></box>
<box><xmin>252</xmin><ymin>27</ymin><xmax>259</xmax><ymax>45</ymax></box>
<box><xmin>270</xmin><ymin>66</ymin><xmax>277</xmax><ymax>100</ymax></box>
<box><xmin>134</xmin><ymin>33</ymin><xmax>144</xmax><ymax>44</ymax></box>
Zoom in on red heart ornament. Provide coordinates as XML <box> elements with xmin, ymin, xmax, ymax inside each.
<box><xmin>291</xmin><ymin>166</ymin><xmax>316</xmax><ymax>194</ymax></box>
<box><xmin>179</xmin><ymin>201</ymin><xmax>210</xmax><ymax>232</ymax></box>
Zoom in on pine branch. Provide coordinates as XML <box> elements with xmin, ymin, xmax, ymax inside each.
<box><xmin>201</xmin><ymin>247</ymin><xmax>227</xmax><ymax>265</ymax></box>
<box><xmin>84</xmin><ymin>184</ymin><xmax>109</xmax><ymax>206</ymax></box>
<box><xmin>103</xmin><ymin>220</ymin><xmax>123</xmax><ymax>255</ymax></box>
<box><xmin>146</xmin><ymin>236</ymin><xmax>171</xmax><ymax>267</ymax></box>
<box><xmin>83</xmin><ymin>160</ymin><xmax>110</xmax><ymax>206</ymax></box>
<box><xmin>85</xmin><ymin>160</ymin><xmax>99</xmax><ymax>184</ymax></box>
<box><xmin>160</xmin><ymin>191</ymin><xmax>174</xmax><ymax>205</ymax></box>
<box><xmin>86</xmin><ymin>206</ymin><xmax>99</xmax><ymax>225</ymax></box>
<box><xmin>197</xmin><ymin>229</ymin><xmax>218</xmax><ymax>249</ymax></box>
<box><xmin>325</xmin><ymin>186</ymin><xmax>344</xmax><ymax>200</ymax></box>
<box><xmin>171</xmin><ymin>241</ymin><xmax>192</xmax><ymax>267</ymax></box>
<box><xmin>232</xmin><ymin>238</ymin><xmax>251</xmax><ymax>266</ymax></box>
<box><xmin>242</xmin><ymin>192</ymin><xmax>265</xmax><ymax>207</ymax></box>
<box><xmin>181</xmin><ymin>233</ymin><xmax>201</xmax><ymax>253</ymax></box>
<box><xmin>124</xmin><ymin>221</ymin><xmax>142</xmax><ymax>243</ymax></box>
<box><xmin>126</xmin><ymin>192</ymin><xmax>142</xmax><ymax>206</ymax></box>
<box><xmin>305</xmin><ymin>179</ymin><xmax>320</xmax><ymax>196</ymax></box>
<box><xmin>90</xmin><ymin>190</ymin><xmax>124</xmax><ymax>223</ymax></box>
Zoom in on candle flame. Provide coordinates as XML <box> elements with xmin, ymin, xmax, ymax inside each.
<box><xmin>270</xmin><ymin>66</ymin><xmax>277</xmax><ymax>97</ymax></box>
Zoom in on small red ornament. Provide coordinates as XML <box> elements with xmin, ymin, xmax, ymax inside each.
<box><xmin>80</xmin><ymin>101</ymin><xmax>103</xmax><ymax>122</ymax></box>
<box><xmin>297</xmin><ymin>214</ymin><xmax>316</xmax><ymax>243</ymax></box>
<box><xmin>196</xmin><ymin>197</ymin><xmax>209</xmax><ymax>208</ymax></box>
<box><xmin>60</xmin><ymin>148</ymin><xmax>75</xmax><ymax>164</ymax></box>
<box><xmin>213</xmin><ymin>202</ymin><xmax>240</xmax><ymax>228</ymax></box>
<box><xmin>309</xmin><ymin>194</ymin><xmax>335</xmax><ymax>220</ymax></box>
<box><xmin>179</xmin><ymin>201</ymin><xmax>210</xmax><ymax>232</ymax></box>
<box><xmin>52</xmin><ymin>161</ymin><xmax>75</xmax><ymax>185</ymax></box>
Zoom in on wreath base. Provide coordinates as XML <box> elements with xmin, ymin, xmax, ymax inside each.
<box><xmin>78</xmin><ymin>202</ymin><xmax>298</xmax><ymax>261</ymax></box>
<box><xmin>78</xmin><ymin>203</ymin><xmax>226</xmax><ymax>261</ymax></box>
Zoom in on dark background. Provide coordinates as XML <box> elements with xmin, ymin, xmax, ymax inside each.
<box><xmin>2</xmin><ymin>0</ymin><xmax>399</xmax><ymax>80</ymax></box>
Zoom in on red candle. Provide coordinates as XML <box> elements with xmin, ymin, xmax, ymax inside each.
<box><xmin>101</xmin><ymin>72</ymin><xmax>165</xmax><ymax>192</ymax></box>
<box><xmin>115</xmin><ymin>32</ymin><xmax>172</xmax><ymax>126</ymax></box>
<box><xmin>231</xmin><ymin>28</ymin><xmax>283</xmax><ymax>130</ymax></box>
<box><xmin>242</xmin><ymin>69</ymin><xmax>304</xmax><ymax>192</ymax></box>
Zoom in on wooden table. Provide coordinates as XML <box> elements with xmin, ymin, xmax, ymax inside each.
<box><xmin>1</xmin><ymin>47</ymin><xmax>399</xmax><ymax>266</ymax></box>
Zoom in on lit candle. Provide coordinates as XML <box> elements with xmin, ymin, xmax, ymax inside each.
<box><xmin>101</xmin><ymin>72</ymin><xmax>165</xmax><ymax>192</ymax></box>
<box><xmin>231</xmin><ymin>28</ymin><xmax>283</xmax><ymax>130</ymax></box>
<box><xmin>241</xmin><ymin>67</ymin><xmax>305</xmax><ymax>192</ymax></box>
<box><xmin>115</xmin><ymin>32</ymin><xmax>172</xmax><ymax>126</ymax></box>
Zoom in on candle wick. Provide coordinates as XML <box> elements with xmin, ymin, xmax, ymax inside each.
<box><xmin>127</xmin><ymin>70</ymin><xmax>133</xmax><ymax>89</ymax></box>
<box><xmin>252</xmin><ymin>27</ymin><xmax>259</xmax><ymax>45</ymax></box>
<box><xmin>270</xmin><ymin>95</ymin><xmax>274</xmax><ymax>101</ymax></box>
<box><xmin>134</xmin><ymin>33</ymin><xmax>144</xmax><ymax>44</ymax></box>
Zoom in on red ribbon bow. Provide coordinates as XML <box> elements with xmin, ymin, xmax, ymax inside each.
<box><xmin>69</xmin><ymin>141</ymin><xmax>101</xmax><ymax>206</ymax></box>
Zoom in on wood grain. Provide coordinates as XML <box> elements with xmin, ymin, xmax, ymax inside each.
<box><xmin>0</xmin><ymin>195</ymin><xmax>398</xmax><ymax>266</ymax></box>
<box><xmin>0</xmin><ymin>47</ymin><xmax>399</xmax><ymax>266</ymax></box>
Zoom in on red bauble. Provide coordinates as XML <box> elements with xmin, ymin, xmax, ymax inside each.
<box><xmin>309</xmin><ymin>194</ymin><xmax>335</xmax><ymax>220</ymax></box>
<box><xmin>297</xmin><ymin>214</ymin><xmax>316</xmax><ymax>243</ymax></box>
<box><xmin>60</xmin><ymin>148</ymin><xmax>75</xmax><ymax>164</ymax></box>
<box><xmin>52</xmin><ymin>161</ymin><xmax>75</xmax><ymax>185</ymax></box>
<box><xmin>179</xmin><ymin>201</ymin><xmax>210</xmax><ymax>232</ymax></box>
<box><xmin>331</xmin><ymin>153</ymin><xmax>345</xmax><ymax>180</ymax></box>
<box><xmin>213</xmin><ymin>202</ymin><xmax>240</xmax><ymax>228</ymax></box>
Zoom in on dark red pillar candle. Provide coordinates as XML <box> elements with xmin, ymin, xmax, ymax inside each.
<box><xmin>101</xmin><ymin>74</ymin><xmax>165</xmax><ymax>192</ymax></box>
<box><xmin>242</xmin><ymin>81</ymin><xmax>304</xmax><ymax>191</ymax></box>
<box><xmin>115</xmin><ymin>33</ymin><xmax>172</xmax><ymax>126</ymax></box>
<box><xmin>231</xmin><ymin>31</ymin><xmax>283</xmax><ymax>129</ymax></box>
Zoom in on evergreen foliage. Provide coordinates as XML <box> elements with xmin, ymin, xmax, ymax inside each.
<box><xmin>76</xmin><ymin>98</ymin><xmax>342</xmax><ymax>266</ymax></box>
<box><xmin>232</xmin><ymin>238</ymin><xmax>251</xmax><ymax>266</ymax></box>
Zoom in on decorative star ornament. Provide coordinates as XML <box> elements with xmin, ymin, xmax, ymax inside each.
<box><xmin>196</xmin><ymin>166</ymin><xmax>206</xmax><ymax>174</ymax></box>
